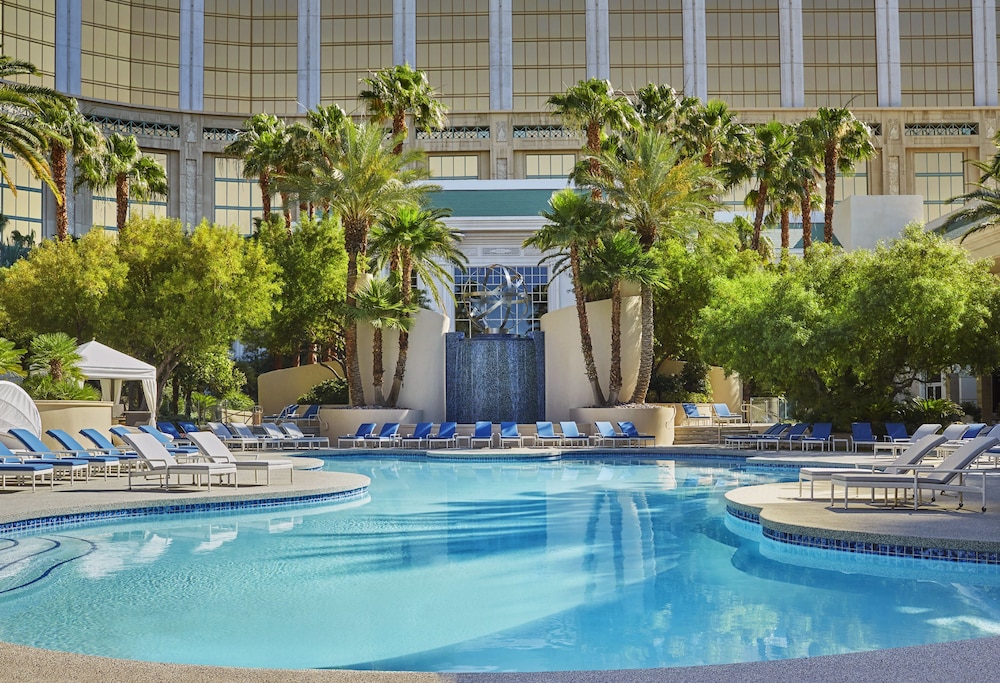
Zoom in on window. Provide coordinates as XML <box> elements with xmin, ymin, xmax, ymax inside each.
<box><xmin>428</xmin><ymin>155</ymin><xmax>480</xmax><ymax>179</ymax></box>
<box><xmin>0</xmin><ymin>150</ymin><xmax>44</xmax><ymax>243</ymax></box>
<box><xmin>214</xmin><ymin>157</ymin><xmax>265</xmax><ymax>234</ymax></box>
<box><xmin>913</xmin><ymin>152</ymin><xmax>965</xmax><ymax>222</ymax></box>
<box><xmin>525</xmin><ymin>154</ymin><xmax>575</xmax><ymax>179</ymax></box>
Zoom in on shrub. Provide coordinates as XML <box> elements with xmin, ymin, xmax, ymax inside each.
<box><xmin>893</xmin><ymin>397</ymin><xmax>964</xmax><ymax>431</ymax></box>
<box><xmin>20</xmin><ymin>375</ymin><xmax>100</xmax><ymax>400</ymax></box>
<box><xmin>298</xmin><ymin>377</ymin><xmax>349</xmax><ymax>405</ymax></box>
<box><xmin>221</xmin><ymin>391</ymin><xmax>255</xmax><ymax>411</ymax></box>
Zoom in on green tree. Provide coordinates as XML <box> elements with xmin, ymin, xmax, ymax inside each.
<box><xmin>525</xmin><ymin>188</ymin><xmax>618</xmax><ymax>406</ymax></box>
<box><xmin>547</xmin><ymin>78</ymin><xmax>637</xmax><ymax>192</ymax></box>
<box><xmin>789</xmin><ymin>119</ymin><xmax>824</xmax><ymax>252</ymax></box>
<box><xmin>727</xmin><ymin>121</ymin><xmax>794</xmax><ymax>253</ymax></box>
<box><xmin>584</xmin><ymin>128</ymin><xmax>722</xmax><ymax>403</ymax></box>
<box><xmin>633</xmin><ymin>84</ymin><xmax>699</xmax><ymax>135</ymax></box>
<box><xmin>359</xmin><ymin>64</ymin><xmax>448</xmax><ymax>155</ymax></box>
<box><xmin>37</xmin><ymin>98</ymin><xmax>103</xmax><ymax>240</ymax></box>
<box><xmin>0</xmin><ymin>338</ymin><xmax>26</xmax><ymax>377</ymax></box>
<box><xmin>22</xmin><ymin>332</ymin><xmax>99</xmax><ymax>400</ymax></box>
<box><xmin>697</xmin><ymin>226</ymin><xmax>1000</xmax><ymax>427</ymax></box>
<box><xmin>290</xmin><ymin>120</ymin><xmax>433</xmax><ymax>405</ymax></box>
<box><xmin>580</xmin><ymin>230</ymin><xmax>666</xmax><ymax>405</ymax></box>
<box><xmin>676</xmin><ymin>99</ymin><xmax>752</xmax><ymax>171</ymax></box>
<box><xmin>77</xmin><ymin>133</ymin><xmax>168</xmax><ymax>232</ymax></box>
<box><xmin>369</xmin><ymin>204</ymin><xmax>466</xmax><ymax>406</ymax></box>
<box><xmin>807</xmin><ymin>107</ymin><xmax>876</xmax><ymax>243</ymax></box>
<box><xmin>348</xmin><ymin>276</ymin><xmax>418</xmax><ymax>406</ymax></box>
<box><xmin>223</xmin><ymin>113</ymin><xmax>288</xmax><ymax>220</ymax></box>
<box><xmin>0</xmin><ymin>53</ymin><xmax>67</xmax><ymax>197</ymax></box>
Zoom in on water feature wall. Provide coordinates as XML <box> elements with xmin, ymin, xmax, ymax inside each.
<box><xmin>445</xmin><ymin>332</ymin><xmax>545</xmax><ymax>424</ymax></box>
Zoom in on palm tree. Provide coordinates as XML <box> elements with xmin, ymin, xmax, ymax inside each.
<box><xmin>808</xmin><ymin>107</ymin><xmax>876</xmax><ymax>243</ymax></box>
<box><xmin>585</xmin><ymin>129</ymin><xmax>721</xmax><ymax>403</ymax></box>
<box><xmin>0</xmin><ymin>54</ymin><xmax>67</xmax><ymax>197</ymax></box>
<box><xmin>77</xmin><ymin>133</ymin><xmax>168</xmax><ymax>232</ymax></box>
<box><xmin>0</xmin><ymin>338</ymin><xmax>26</xmax><ymax>377</ymax></box>
<box><xmin>676</xmin><ymin>99</ymin><xmax>752</xmax><ymax>171</ymax></box>
<box><xmin>370</xmin><ymin>204</ymin><xmax>467</xmax><ymax>406</ymax></box>
<box><xmin>37</xmin><ymin>98</ymin><xmax>103</xmax><ymax>240</ymax></box>
<box><xmin>223</xmin><ymin>113</ymin><xmax>288</xmax><ymax>219</ymax></box>
<box><xmin>348</xmin><ymin>276</ymin><xmax>418</xmax><ymax>406</ymax></box>
<box><xmin>938</xmin><ymin>132</ymin><xmax>1000</xmax><ymax>240</ymax></box>
<box><xmin>547</xmin><ymin>78</ymin><xmax>636</xmax><ymax>194</ymax></box>
<box><xmin>524</xmin><ymin>188</ymin><xmax>618</xmax><ymax>406</ymax></box>
<box><xmin>295</xmin><ymin>120</ymin><xmax>433</xmax><ymax>406</ymax></box>
<box><xmin>728</xmin><ymin>121</ymin><xmax>795</xmax><ymax>252</ymax></box>
<box><xmin>359</xmin><ymin>64</ymin><xmax>448</xmax><ymax>155</ymax></box>
<box><xmin>633</xmin><ymin>83</ymin><xmax>699</xmax><ymax>135</ymax></box>
<box><xmin>790</xmin><ymin>119</ymin><xmax>824</xmax><ymax>252</ymax></box>
<box><xmin>580</xmin><ymin>230</ymin><xmax>665</xmax><ymax>406</ymax></box>
<box><xmin>27</xmin><ymin>332</ymin><xmax>83</xmax><ymax>384</ymax></box>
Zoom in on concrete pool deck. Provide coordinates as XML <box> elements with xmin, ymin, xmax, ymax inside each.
<box><xmin>3</xmin><ymin>445</ymin><xmax>1000</xmax><ymax>681</ymax></box>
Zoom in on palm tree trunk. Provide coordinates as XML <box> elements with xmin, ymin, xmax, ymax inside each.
<box><xmin>259</xmin><ymin>173</ymin><xmax>272</xmax><ymax>218</ymax></box>
<box><xmin>824</xmin><ymin>146</ymin><xmax>837</xmax><ymax>243</ymax></box>
<box><xmin>780</xmin><ymin>208</ymin><xmax>790</xmax><ymax>255</ymax></box>
<box><xmin>344</xmin><ymin>249</ymin><xmax>365</xmax><ymax>407</ymax></box>
<box><xmin>387</xmin><ymin>253</ymin><xmax>413</xmax><ymax>407</ymax></box>
<box><xmin>116</xmin><ymin>174</ymin><xmax>129</xmax><ymax>232</ymax></box>
<box><xmin>607</xmin><ymin>281</ymin><xmax>623</xmax><ymax>406</ymax></box>
<box><xmin>52</xmin><ymin>143</ymin><xmax>69</xmax><ymax>240</ymax></box>
<box><xmin>372</xmin><ymin>328</ymin><xmax>385</xmax><ymax>406</ymax></box>
<box><xmin>570</xmin><ymin>245</ymin><xmax>606</xmax><ymax>406</ymax></box>
<box><xmin>587</xmin><ymin>122</ymin><xmax>602</xmax><ymax>200</ymax></box>
<box><xmin>801</xmin><ymin>185</ymin><xmax>813</xmax><ymax>252</ymax></box>
<box><xmin>392</xmin><ymin>111</ymin><xmax>406</xmax><ymax>155</ymax></box>
<box><xmin>629</xmin><ymin>285</ymin><xmax>654</xmax><ymax>404</ymax></box>
<box><xmin>751</xmin><ymin>183</ymin><xmax>767</xmax><ymax>252</ymax></box>
<box><xmin>280</xmin><ymin>192</ymin><xmax>292</xmax><ymax>231</ymax></box>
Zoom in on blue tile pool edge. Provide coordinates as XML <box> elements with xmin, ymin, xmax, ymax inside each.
<box><xmin>0</xmin><ymin>485</ymin><xmax>370</xmax><ymax>535</ymax></box>
<box><xmin>726</xmin><ymin>503</ymin><xmax>1000</xmax><ymax>565</ymax></box>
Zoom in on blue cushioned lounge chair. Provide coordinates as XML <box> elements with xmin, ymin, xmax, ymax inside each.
<box><xmin>400</xmin><ymin>422</ymin><xmax>434</xmax><ymax>449</ymax></box>
<box><xmin>426</xmin><ymin>422</ymin><xmax>457</xmax><ymax>449</ymax></box>
<box><xmin>45</xmin><ymin>428</ymin><xmax>123</xmax><ymax>478</ymax></box>
<box><xmin>617</xmin><ymin>421</ymin><xmax>655</xmax><ymax>447</ymax></box>
<box><xmin>558</xmin><ymin>421</ymin><xmax>592</xmax><ymax>447</ymax></box>
<box><xmin>712</xmin><ymin>404</ymin><xmax>743</xmax><ymax>424</ymax></box>
<box><xmin>16</xmin><ymin>427</ymin><xmax>119</xmax><ymax>477</ymax></box>
<box><xmin>884</xmin><ymin>422</ymin><xmax>908</xmax><ymax>442</ymax></box>
<box><xmin>681</xmin><ymin>403</ymin><xmax>712</xmax><ymax>425</ymax></box>
<box><xmin>128</xmin><ymin>425</ymin><xmax>201</xmax><ymax>454</ymax></box>
<box><xmin>800</xmin><ymin>423</ymin><xmax>833</xmax><ymax>451</ymax></box>
<box><xmin>499</xmin><ymin>422</ymin><xmax>523</xmax><ymax>448</ymax></box>
<box><xmin>365</xmin><ymin>423</ymin><xmax>400</xmax><ymax>448</ymax></box>
<box><xmin>338</xmin><ymin>422</ymin><xmax>376</xmax><ymax>448</ymax></box>
<box><xmin>78</xmin><ymin>428</ymin><xmax>141</xmax><ymax>469</ymax></box>
<box><xmin>724</xmin><ymin>423</ymin><xmax>789</xmax><ymax>449</ymax></box>
<box><xmin>0</xmin><ymin>454</ymin><xmax>54</xmax><ymax>491</ymax></box>
<box><xmin>535</xmin><ymin>421</ymin><xmax>563</xmax><ymax>447</ymax></box>
<box><xmin>757</xmin><ymin>423</ymin><xmax>810</xmax><ymax>450</ymax></box>
<box><xmin>594</xmin><ymin>421</ymin><xmax>631</xmax><ymax>447</ymax></box>
<box><xmin>850</xmin><ymin>422</ymin><xmax>880</xmax><ymax>452</ymax></box>
<box><xmin>470</xmin><ymin>421</ymin><xmax>494</xmax><ymax>449</ymax></box>
<box><xmin>4</xmin><ymin>430</ymin><xmax>89</xmax><ymax>483</ymax></box>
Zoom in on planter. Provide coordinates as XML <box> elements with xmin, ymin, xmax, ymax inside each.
<box><xmin>319</xmin><ymin>407</ymin><xmax>425</xmax><ymax>443</ymax></box>
<box><xmin>35</xmin><ymin>400</ymin><xmax>114</xmax><ymax>451</ymax></box>
<box><xmin>570</xmin><ymin>405</ymin><xmax>675</xmax><ymax>446</ymax></box>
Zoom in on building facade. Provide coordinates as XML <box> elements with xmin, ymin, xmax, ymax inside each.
<box><xmin>2</xmin><ymin>0</ymin><xmax>1000</xmax><ymax>320</ymax></box>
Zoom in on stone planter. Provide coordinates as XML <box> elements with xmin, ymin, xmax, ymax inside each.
<box><xmin>569</xmin><ymin>405</ymin><xmax>675</xmax><ymax>446</ymax></box>
<box><xmin>319</xmin><ymin>407</ymin><xmax>425</xmax><ymax>444</ymax></box>
<box><xmin>35</xmin><ymin>400</ymin><xmax>114</xmax><ymax>450</ymax></box>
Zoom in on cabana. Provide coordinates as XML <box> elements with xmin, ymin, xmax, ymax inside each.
<box><xmin>0</xmin><ymin>380</ymin><xmax>43</xmax><ymax>443</ymax></box>
<box><xmin>76</xmin><ymin>341</ymin><xmax>157</xmax><ymax>424</ymax></box>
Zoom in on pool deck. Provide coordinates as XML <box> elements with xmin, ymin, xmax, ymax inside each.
<box><xmin>4</xmin><ymin>444</ymin><xmax>1000</xmax><ymax>681</ymax></box>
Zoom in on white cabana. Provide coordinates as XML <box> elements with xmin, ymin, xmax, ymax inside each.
<box><xmin>76</xmin><ymin>341</ymin><xmax>157</xmax><ymax>423</ymax></box>
<box><xmin>0</xmin><ymin>380</ymin><xmax>42</xmax><ymax>438</ymax></box>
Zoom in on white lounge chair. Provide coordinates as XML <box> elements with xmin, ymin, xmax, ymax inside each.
<box><xmin>798</xmin><ymin>434</ymin><xmax>947</xmax><ymax>499</ymax></box>
<box><xmin>830</xmin><ymin>435</ymin><xmax>999</xmax><ymax>510</ymax></box>
<box><xmin>186</xmin><ymin>431</ymin><xmax>294</xmax><ymax>485</ymax></box>
<box><xmin>279</xmin><ymin>422</ymin><xmax>330</xmax><ymax>449</ymax></box>
<box><xmin>120</xmin><ymin>432</ymin><xmax>238</xmax><ymax>491</ymax></box>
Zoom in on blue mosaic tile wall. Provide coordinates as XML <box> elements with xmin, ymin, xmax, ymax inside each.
<box><xmin>445</xmin><ymin>331</ymin><xmax>545</xmax><ymax>423</ymax></box>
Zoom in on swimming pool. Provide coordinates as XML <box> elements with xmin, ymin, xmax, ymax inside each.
<box><xmin>2</xmin><ymin>456</ymin><xmax>1000</xmax><ymax>672</ymax></box>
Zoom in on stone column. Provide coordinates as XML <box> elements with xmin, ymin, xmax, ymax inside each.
<box><xmin>179</xmin><ymin>0</ymin><xmax>204</xmax><ymax>112</ymax></box>
<box><xmin>875</xmin><ymin>0</ymin><xmax>901</xmax><ymax>107</ymax></box>
<box><xmin>55</xmin><ymin>0</ymin><xmax>82</xmax><ymax>96</ymax></box>
<box><xmin>682</xmin><ymin>0</ymin><xmax>707</xmax><ymax>100</ymax></box>
<box><xmin>972</xmin><ymin>0</ymin><xmax>998</xmax><ymax>107</ymax></box>
<box><xmin>586</xmin><ymin>0</ymin><xmax>610</xmax><ymax>80</ymax></box>
<box><xmin>490</xmin><ymin>0</ymin><xmax>513</xmax><ymax>110</ymax></box>
<box><xmin>779</xmin><ymin>0</ymin><xmax>804</xmax><ymax>108</ymax></box>
<box><xmin>394</xmin><ymin>0</ymin><xmax>417</xmax><ymax>66</ymax></box>
<box><xmin>297</xmin><ymin>0</ymin><xmax>322</xmax><ymax>112</ymax></box>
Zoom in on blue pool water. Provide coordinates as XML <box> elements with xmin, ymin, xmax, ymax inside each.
<box><xmin>3</xmin><ymin>457</ymin><xmax>1000</xmax><ymax>672</ymax></box>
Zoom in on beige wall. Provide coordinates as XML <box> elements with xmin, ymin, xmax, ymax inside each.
<box><xmin>837</xmin><ymin>195</ymin><xmax>925</xmax><ymax>251</ymax></box>
<box><xmin>35</xmin><ymin>401</ymin><xmax>114</xmax><ymax>451</ymax></box>
<box><xmin>257</xmin><ymin>363</ymin><xmax>344</xmax><ymax>418</ymax></box>
<box><xmin>541</xmin><ymin>297</ymin><xmax>642</xmax><ymax>421</ymax></box>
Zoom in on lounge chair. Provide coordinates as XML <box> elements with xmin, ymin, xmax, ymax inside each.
<box><xmin>535</xmin><ymin>421</ymin><xmax>563</xmax><ymax>447</ymax></box>
<box><xmin>681</xmin><ymin>403</ymin><xmax>712</xmax><ymax>425</ymax></box>
<box><xmin>120</xmin><ymin>431</ymin><xmax>238</xmax><ymax>491</ymax></box>
<box><xmin>201</xmin><ymin>422</ymin><xmax>261</xmax><ymax>451</ymax></box>
<box><xmin>499</xmin><ymin>422</ymin><xmax>523</xmax><ymax>448</ymax></box>
<box><xmin>44</xmin><ymin>428</ymin><xmax>123</xmax><ymax>478</ymax></box>
<box><xmin>939</xmin><ymin>423</ymin><xmax>969</xmax><ymax>442</ymax></box>
<box><xmin>723</xmin><ymin>423</ymin><xmax>789</xmax><ymax>449</ymax></box>
<box><xmin>278</xmin><ymin>422</ymin><xmax>330</xmax><ymax>449</ymax></box>
<box><xmin>594</xmin><ymin>421</ymin><xmax>632</xmax><ymax>447</ymax></box>
<box><xmin>365</xmin><ymin>423</ymin><xmax>400</xmax><ymax>448</ymax></box>
<box><xmin>469</xmin><ymin>421</ymin><xmax>494</xmax><ymax>448</ymax></box>
<box><xmin>713</xmin><ymin>404</ymin><xmax>743</xmax><ymax>424</ymax></box>
<box><xmin>338</xmin><ymin>422</ymin><xmax>376</xmax><ymax>448</ymax></box>
<box><xmin>115</xmin><ymin>425</ymin><xmax>199</xmax><ymax>455</ymax></box>
<box><xmin>799</xmin><ymin>423</ymin><xmax>833</xmax><ymax>451</ymax></box>
<box><xmin>850</xmin><ymin>422</ymin><xmax>880</xmax><ymax>452</ymax></box>
<box><xmin>798</xmin><ymin>434</ymin><xmax>948</xmax><ymax>498</ymax></box>
<box><xmin>426</xmin><ymin>422</ymin><xmax>457</xmax><ymax>449</ymax></box>
<box><xmin>258</xmin><ymin>422</ymin><xmax>301</xmax><ymax>449</ymax></box>
<box><xmin>0</xmin><ymin>455</ymin><xmax>54</xmax><ymax>491</ymax></box>
<box><xmin>186</xmin><ymin>431</ymin><xmax>293</xmax><ymax>485</ymax></box>
<box><xmin>178</xmin><ymin>421</ymin><xmax>202</xmax><ymax>436</ymax></box>
<box><xmin>267</xmin><ymin>404</ymin><xmax>298</xmax><ymax>421</ymax></box>
<box><xmin>831</xmin><ymin>435</ymin><xmax>999</xmax><ymax>510</ymax></box>
<box><xmin>558</xmin><ymin>421</ymin><xmax>592</xmax><ymax>447</ymax></box>
<box><xmin>872</xmin><ymin>423</ymin><xmax>943</xmax><ymax>456</ymax></box>
<box><xmin>225</xmin><ymin>422</ymin><xmax>282</xmax><ymax>449</ymax></box>
<box><xmin>288</xmin><ymin>404</ymin><xmax>321</xmax><ymax>428</ymax></box>
<box><xmin>884</xmin><ymin>422</ymin><xmax>908</xmax><ymax>442</ymax></box>
<box><xmin>400</xmin><ymin>422</ymin><xmax>434</xmax><ymax>449</ymax></box>
<box><xmin>11</xmin><ymin>428</ymin><xmax>116</xmax><ymax>480</ymax></box>
<box><xmin>756</xmin><ymin>422</ymin><xmax>810</xmax><ymax>450</ymax></box>
<box><xmin>618</xmin><ymin>421</ymin><xmax>655</xmax><ymax>447</ymax></box>
<box><xmin>1</xmin><ymin>433</ymin><xmax>89</xmax><ymax>484</ymax></box>
<box><xmin>78</xmin><ymin>428</ymin><xmax>142</xmax><ymax>469</ymax></box>
<box><xmin>156</xmin><ymin>421</ymin><xmax>192</xmax><ymax>445</ymax></box>
<box><xmin>961</xmin><ymin>423</ymin><xmax>987</xmax><ymax>439</ymax></box>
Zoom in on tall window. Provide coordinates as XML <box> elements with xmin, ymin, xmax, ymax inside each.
<box><xmin>0</xmin><ymin>0</ymin><xmax>56</xmax><ymax>87</ymax></box>
<box><xmin>428</xmin><ymin>155</ymin><xmax>480</xmax><ymax>179</ymax></box>
<box><xmin>214</xmin><ymin>157</ymin><xmax>265</xmax><ymax>234</ymax></box>
<box><xmin>802</xmin><ymin>0</ymin><xmax>877</xmax><ymax>108</ymax></box>
<box><xmin>914</xmin><ymin>152</ymin><xmax>965</xmax><ymax>222</ymax></box>
<box><xmin>834</xmin><ymin>160</ymin><xmax>870</xmax><ymax>201</ymax></box>
<box><xmin>320</xmin><ymin>0</ymin><xmax>392</xmax><ymax>114</ymax></box>
<box><xmin>608</xmin><ymin>1</ymin><xmax>683</xmax><ymax>94</ymax></box>
<box><xmin>92</xmin><ymin>151</ymin><xmax>169</xmax><ymax>230</ymax></box>
<box><xmin>513</xmin><ymin>0</ymin><xmax>586</xmax><ymax>111</ymax></box>
<box><xmin>454</xmin><ymin>265</ymin><xmax>548</xmax><ymax>337</ymax></box>
<box><xmin>0</xmin><ymin>151</ymin><xmax>44</xmax><ymax>244</ymax></box>
<box><xmin>900</xmin><ymin>0</ymin><xmax>973</xmax><ymax>107</ymax></box>
<box><xmin>706</xmin><ymin>0</ymin><xmax>780</xmax><ymax>108</ymax></box>
<box><xmin>524</xmin><ymin>153</ymin><xmax>576</xmax><ymax>179</ymax></box>
<box><xmin>417</xmin><ymin>1</ymin><xmax>489</xmax><ymax>113</ymax></box>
